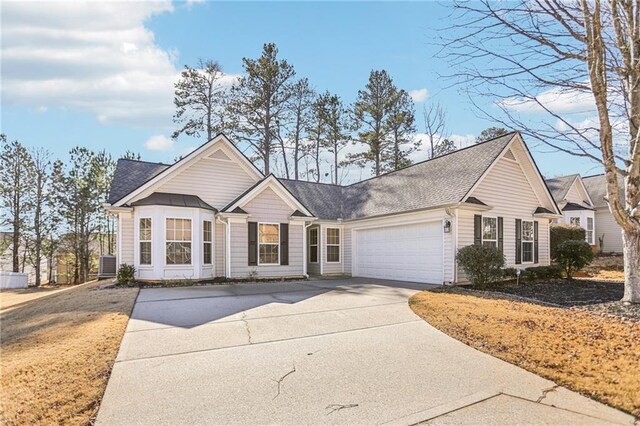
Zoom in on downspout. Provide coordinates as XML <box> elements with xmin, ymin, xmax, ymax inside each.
<box><xmin>216</xmin><ymin>217</ymin><xmax>231</xmax><ymax>279</ymax></box>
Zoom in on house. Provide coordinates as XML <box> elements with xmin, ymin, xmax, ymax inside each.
<box><xmin>583</xmin><ymin>174</ymin><xmax>624</xmax><ymax>253</ymax></box>
<box><xmin>544</xmin><ymin>174</ymin><xmax>597</xmax><ymax>246</ymax></box>
<box><xmin>545</xmin><ymin>173</ymin><xmax>625</xmax><ymax>253</ymax></box>
<box><xmin>104</xmin><ymin>132</ymin><xmax>561</xmax><ymax>284</ymax></box>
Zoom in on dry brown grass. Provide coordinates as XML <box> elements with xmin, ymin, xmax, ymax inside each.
<box><xmin>0</xmin><ymin>282</ymin><xmax>138</xmax><ymax>425</ymax></box>
<box><xmin>409</xmin><ymin>291</ymin><xmax>640</xmax><ymax>417</ymax></box>
<box><xmin>581</xmin><ymin>255</ymin><xmax>625</xmax><ymax>281</ymax></box>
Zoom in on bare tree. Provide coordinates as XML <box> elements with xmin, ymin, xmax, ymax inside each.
<box><xmin>423</xmin><ymin>103</ymin><xmax>448</xmax><ymax>158</ymax></box>
<box><xmin>173</xmin><ymin>59</ymin><xmax>227</xmax><ymax>141</ymax></box>
<box><xmin>444</xmin><ymin>0</ymin><xmax>640</xmax><ymax>303</ymax></box>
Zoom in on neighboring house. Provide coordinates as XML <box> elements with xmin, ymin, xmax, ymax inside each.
<box><xmin>545</xmin><ymin>174</ymin><xmax>597</xmax><ymax>246</ymax></box>
<box><xmin>0</xmin><ymin>232</ymin><xmax>49</xmax><ymax>285</ymax></box>
<box><xmin>583</xmin><ymin>174</ymin><xmax>624</xmax><ymax>253</ymax></box>
<box><xmin>104</xmin><ymin>132</ymin><xmax>560</xmax><ymax>284</ymax></box>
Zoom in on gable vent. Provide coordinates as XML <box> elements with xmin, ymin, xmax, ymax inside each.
<box><xmin>503</xmin><ymin>148</ymin><xmax>516</xmax><ymax>161</ymax></box>
<box><xmin>208</xmin><ymin>149</ymin><xmax>232</xmax><ymax>161</ymax></box>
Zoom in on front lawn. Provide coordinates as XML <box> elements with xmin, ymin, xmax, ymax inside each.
<box><xmin>409</xmin><ymin>291</ymin><xmax>640</xmax><ymax>417</ymax></box>
<box><xmin>0</xmin><ymin>281</ymin><xmax>138</xmax><ymax>425</ymax></box>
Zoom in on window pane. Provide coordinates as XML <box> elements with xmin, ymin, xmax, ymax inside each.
<box><xmin>522</xmin><ymin>221</ymin><xmax>534</xmax><ymax>241</ymax></box>
<box><xmin>309</xmin><ymin>228</ymin><xmax>318</xmax><ymax>245</ymax></box>
<box><xmin>140</xmin><ymin>242</ymin><xmax>151</xmax><ymax>265</ymax></box>
<box><xmin>166</xmin><ymin>218</ymin><xmax>174</xmax><ymax>240</ymax></box>
<box><xmin>259</xmin><ymin>224</ymin><xmax>279</xmax><ymax>244</ymax></box>
<box><xmin>327</xmin><ymin>228</ymin><xmax>340</xmax><ymax>245</ymax></box>
<box><xmin>570</xmin><ymin>217</ymin><xmax>580</xmax><ymax>227</ymax></box>
<box><xmin>482</xmin><ymin>217</ymin><xmax>497</xmax><ymax>240</ymax></box>
<box><xmin>309</xmin><ymin>246</ymin><xmax>318</xmax><ymax>262</ymax></box>
<box><xmin>327</xmin><ymin>245</ymin><xmax>340</xmax><ymax>262</ymax></box>
<box><xmin>182</xmin><ymin>220</ymin><xmax>191</xmax><ymax>241</ymax></box>
<box><xmin>140</xmin><ymin>218</ymin><xmax>152</xmax><ymax>240</ymax></box>
<box><xmin>259</xmin><ymin>244</ymin><xmax>278</xmax><ymax>264</ymax></box>
<box><xmin>483</xmin><ymin>241</ymin><xmax>497</xmax><ymax>248</ymax></box>
<box><xmin>203</xmin><ymin>221</ymin><xmax>212</xmax><ymax>242</ymax></box>
<box><xmin>203</xmin><ymin>243</ymin><xmax>212</xmax><ymax>264</ymax></box>
<box><xmin>522</xmin><ymin>241</ymin><xmax>533</xmax><ymax>262</ymax></box>
<box><xmin>166</xmin><ymin>242</ymin><xmax>191</xmax><ymax>265</ymax></box>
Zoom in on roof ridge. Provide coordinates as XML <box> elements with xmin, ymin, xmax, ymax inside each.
<box><xmin>279</xmin><ymin>178</ymin><xmax>343</xmax><ymax>187</ymax></box>
<box><xmin>118</xmin><ymin>158</ymin><xmax>170</xmax><ymax>166</ymax></box>
<box><xmin>582</xmin><ymin>173</ymin><xmax>605</xmax><ymax>179</ymax></box>
<box><xmin>545</xmin><ymin>173</ymin><xmax>580</xmax><ymax>181</ymax></box>
<box><xmin>345</xmin><ymin>131</ymin><xmax>517</xmax><ymax>188</ymax></box>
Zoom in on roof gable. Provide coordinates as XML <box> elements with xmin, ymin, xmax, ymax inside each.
<box><xmin>109</xmin><ymin>134</ymin><xmax>263</xmax><ymax>207</ymax></box>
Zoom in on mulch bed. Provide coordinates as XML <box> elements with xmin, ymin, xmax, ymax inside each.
<box><xmin>445</xmin><ymin>280</ymin><xmax>640</xmax><ymax>322</ymax></box>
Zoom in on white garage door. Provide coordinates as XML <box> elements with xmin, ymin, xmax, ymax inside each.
<box><xmin>354</xmin><ymin>221</ymin><xmax>443</xmax><ymax>284</ymax></box>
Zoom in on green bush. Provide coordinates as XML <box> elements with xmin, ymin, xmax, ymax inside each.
<box><xmin>117</xmin><ymin>264</ymin><xmax>136</xmax><ymax>285</ymax></box>
<box><xmin>524</xmin><ymin>265</ymin><xmax>563</xmax><ymax>281</ymax></box>
<box><xmin>550</xmin><ymin>223</ymin><xmax>586</xmax><ymax>260</ymax></box>
<box><xmin>502</xmin><ymin>267</ymin><xmax>518</xmax><ymax>279</ymax></box>
<box><xmin>555</xmin><ymin>240</ymin><xmax>594</xmax><ymax>279</ymax></box>
<box><xmin>457</xmin><ymin>245</ymin><xmax>505</xmax><ymax>289</ymax></box>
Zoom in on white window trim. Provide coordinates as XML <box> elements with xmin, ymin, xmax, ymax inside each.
<box><xmin>481</xmin><ymin>216</ymin><xmax>498</xmax><ymax>247</ymax></box>
<box><xmin>139</xmin><ymin>217</ymin><xmax>153</xmax><ymax>267</ymax></box>
<box><xmin>308</xmin><ymin>227</ymin><xmax>318</xmax><ymax>264</ymax></box>
<box><xmin>521</xmin><ymin>220</ymin><xmax>535</xmax><ymax>264</ymax></box>
<box><xmin>165</xmin><ymin>217</ymin><xmax>193</xmax><ymax>266</ymax></box>
<box><xmin>586</xmin><ymin>217</ymin><xmax>594</xmax><ymax>245</ymax></box>
<box><xmin>326</xmin><ymin>227</ymin><xmax>341</xmax><ymax>263</ymax></box>
<box><xmin>258</xmin><ymin>222</ymin><xmax>280</xmax><ymax>266</ymax></box>
<box><xmin>203</xmin><ymin>220</ymin><xmax>213</xmax><ymax>265</ymax></box>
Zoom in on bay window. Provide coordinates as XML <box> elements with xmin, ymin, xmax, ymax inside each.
<box><xmin>139</xmin><ymin>218</ymin><xmax>152</xmax><ymax>265</ymax></box>
<box><xmin>203</xmin><ymin>220</ymin><xmax>212</xmax><ymax>265</ymax></box>
<box><xmin>166</xmin><ymin>218</ymin><xmax>192</xmax><ymax>265</ymax></box>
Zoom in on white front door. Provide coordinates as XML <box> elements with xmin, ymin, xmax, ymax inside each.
<box><xmin>354</xmin><ymin>221</ymin><xmax>443</xmax><ymax>284</ymax></box>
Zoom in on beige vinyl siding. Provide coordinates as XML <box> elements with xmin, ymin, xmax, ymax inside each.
<box><xmin>119</xmin><ymin>212</ymin><xmax>134</xmax><ymax>266</ymax></box>
<box><xmin>307</xmin><ymin>225</ymin><xmax>321</xmax><ymax>275</ymax></box>
<box><xmin>564</xmin><ymin>184</ymin><xmax>583</xmax><ymax>204</ymax></box>
<box><xmin>229</xmin><ymin>187</ymin><xmax>304</xmax><ymax>278</ymax></box>
<box><xmin>215</xmin><ymin>221</ymin><xmax>225</xmax><ymax>277</ymax></box>
<box><xmin>152</xmin><ymin>145</ymin><xmax>257</xmax><ymax>209</ymax></box>
<box><xmin>460</xmin><ymin>156</ymin><xmax>552</xmax><ymax>279</ymax></box>
<box><xmin>343</xmin><ymin>224</ymin><xmax>352</xmax><ymax>275</ymax></box>
<box><xmin>594</xmin><ymin>208</ymin><xmax>624</xmax><ymax>253</ymax></box>
<box><xmin>322</xmin><ymin>225</ymin><xmax>343</xmax><ymax>275</ymax></box>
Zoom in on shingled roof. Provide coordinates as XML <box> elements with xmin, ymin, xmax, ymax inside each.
<box><xmin>583</xmin><ymin>173</ymin><xmax>625</xmax><ymax>209</ymax></box>
<box><xmin>108</xmin><ymin>132</ymin><xmax>520</xmax><ymax>219</ymax></box>
<box><xmin>544</xmin><ymin>174</ymin><xmax>579</xmax><ymax>203</ymax></box>
<box><xmin>107</xmin><ymin>159</ymin><xmax>169</xmax><ymax>204</ymax></box>
<box><xmin>130</xmin><ymin>192</ymin><xmax>217</xmax><ymax>211</ymax></box>
<box><xmin>281</xmin><ymin>132</ymin><xmax>516</xmax><ymax>220</ymax></box>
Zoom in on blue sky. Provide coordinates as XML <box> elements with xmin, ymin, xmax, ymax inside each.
<box><xmin>1</xmin><ymin>1</ymin><xmax>604</xmax><ymax>181</ymax></box>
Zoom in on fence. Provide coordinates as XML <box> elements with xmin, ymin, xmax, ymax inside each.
<box><xmin>0</xmin><ymin>271</ymin><xmax>29</xmax><ymax>289</ymax></box>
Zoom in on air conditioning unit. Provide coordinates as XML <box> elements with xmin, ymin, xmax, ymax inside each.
<box><xmin>99</xmin><ymin>255</ymin><xmax>117</xmax><ymax>278</ymax></box>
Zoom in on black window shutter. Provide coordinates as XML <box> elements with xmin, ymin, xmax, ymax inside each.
<box><xmin>280</xmin><ymin>223</ymin><xmax>289</xmax><ymax>265</ymax></box>
<box><xmin>534</xmin><ymin>221</ymin><xmax>539</xmax><ymax>264</ymax></box>
<box><xmin>474</xmin><ymin>215</ymin><xmax>482</xmax><ymax>246</ymax></box>
<box><xmin>248</xmin><ymin>222</ymin><xmax>257</xmax><ymax>266</ymax></box>
<box><xmin>515</xmin><ymin>219</ymin><xmax>522</xmax><ymax>264</ymax></box>
<box><xmin>498</xmin><ymin>217</ymin><xmax>504</xmax><ymax>254</ymax></box>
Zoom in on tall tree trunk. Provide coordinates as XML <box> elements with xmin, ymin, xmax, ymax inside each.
<box><xmin>334</xmin><ymin>147</ymin><xmax>338</xmax><ymax>185</ymax></box>
<box><xmin>12</xmin><ymin>216</ymin><xmax>19</xmax><ymax>272</ymax></box>
<box><xmin>315</xmin><ymin>139</ymin><xmax>321</xmax><ymax>183</ymax></box>
<box><xmin>622</xmin><ymin>230</ymin><xmax>640</xmax><ymax>303</ymax></box>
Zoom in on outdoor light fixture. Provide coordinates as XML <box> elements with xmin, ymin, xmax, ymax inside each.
<box><xmin>443</xmin><ymin>219</ymin><xmax>451</xmax><ymax>233</ymax></box>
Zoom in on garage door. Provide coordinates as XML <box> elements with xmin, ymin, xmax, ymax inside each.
<box><xmin>354</xmin><ymin>221</ymin><xmax>443</xmax><ymax>284</ymax></box>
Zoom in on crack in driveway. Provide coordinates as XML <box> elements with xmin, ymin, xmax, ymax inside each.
<box><xmin>536</xmin><ymin>385</ymin><xmax>559</xmax><ymax>403</ymax></box>
<box><xmin>241</xmin><ymin>312</ymin><xmax>253</xmax><ymax>344</ymax></box>
<box><xmin>272</xmin><ymin>364</ymin><xmax>297</xmax><ymax>400</ymax></box>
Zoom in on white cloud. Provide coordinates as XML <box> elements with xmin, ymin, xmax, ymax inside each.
<box><xmin>1</xmin><ymin>1</ymin><xmax>178</xmax><ymax>127</ymax></box>
<box><xmin>499</xmin><ymin>87</ymin><xmax>595</xmax><ymax>114</ymax></box>
<box><xmin>144</xmin><ymin>135</ymin><xmax>175</xmax><ymax>151</ymax></box>
<box><xmin>409</xmin><ymin>88</ymin><xmax>428</xmax><ymax>103</ymax></box>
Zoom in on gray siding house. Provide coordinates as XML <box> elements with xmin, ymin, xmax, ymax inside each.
<box><xmin>104</xmin><ymin>132</ymin><xmax>560</xmax><ymax>284</ymax></box>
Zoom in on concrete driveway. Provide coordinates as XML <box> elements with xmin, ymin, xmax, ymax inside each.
<box><xmin>97</xmin><ymin>278</ymin><xmax>633</xmax><ymax>425</ymax></box>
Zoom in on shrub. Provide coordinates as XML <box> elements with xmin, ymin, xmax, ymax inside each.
<box><xmin>502</xmin><ymin>267</ymin><xmax>518</xmax><ymax>279</ymax></box>
<box><xmin>524</xmin><ymin>265</ymin><xmax>563</xmax><ymax>281</ymax></box>
<box><xmin>550</xmin><ymin>223</ymin><xmax>586</xmax><ymax>260</ymax></box>
<box><xmin>457</xmin><ymin>245</ymin><xmax>505</xmax><ymax>289</ymax></box>
<box><xmin>555</xmin><ymin>240</ymin><xmax>594</xmax><ymax>279</ymax></box>
<box><xmin>117</xmin><ymin>264</ymin><xmax>136</xmax><ymax>285</ymax></box>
